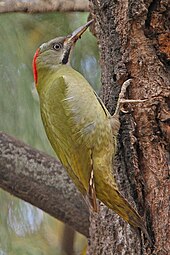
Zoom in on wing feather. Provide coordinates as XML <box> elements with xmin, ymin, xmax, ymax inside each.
<box><xmin>39</xmin><ymin>66</ymin><xmax>114</xmax><ymax>205</ymax></box>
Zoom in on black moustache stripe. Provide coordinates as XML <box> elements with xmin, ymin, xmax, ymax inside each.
<box><xmin>62</xmin><ymin>48</ymin><xmax>71</xmax><ymax>64</ymax></box>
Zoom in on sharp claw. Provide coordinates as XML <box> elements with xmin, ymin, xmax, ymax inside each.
<box><xmin>120</xmin><ymin>107</ymin><xmax>129</xmax><ymax>114</ymax></box>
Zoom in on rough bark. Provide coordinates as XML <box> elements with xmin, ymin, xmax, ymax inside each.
<box><xmin>88</xmin><ymin>0</ymin><xmax>170</xmax><ymax>254</ymax></box>
<box><xmin>0</xmin><ymin>132</ymin><xmax>89</xmax><ymax>237</ymax></box>
<box><xmin>0</xmin><ymin>0</ymin><xmax>89</xmax><ymax>13</ymax></box>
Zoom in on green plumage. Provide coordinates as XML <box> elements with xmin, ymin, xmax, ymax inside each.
<box><xmin>33</xmin><ymin>20</ymin><xmax>150</xmax><ymax>241</ymax></box>
<box><xmin>38</xmin><ymin>65</ymin><xmax>115</xmax><ymax>192</ymax></box>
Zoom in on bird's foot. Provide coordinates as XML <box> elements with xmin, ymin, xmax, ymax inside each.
<box><xmin>119</xmin><ymin>99</ymin><xmax>147</xmax><ymax>113</ymax></box>
<box><xmin>113</xmin><ymin>79</ymin><xmax>147</xmax><ymax>116</ymax></box>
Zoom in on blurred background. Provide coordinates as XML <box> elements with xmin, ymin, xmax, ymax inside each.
<box><xmin>0</xmin><ymin>12</ymin><xmax>100</xmax><ymax>255</ymax></box>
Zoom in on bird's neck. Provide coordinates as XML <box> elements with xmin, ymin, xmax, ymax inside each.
<box><xmin>36</xmin><ymin>64</ymin><xmax>63</xmax><ymax>95</ymax></box>
<box><xmin>36</xmin><ymin>64</ymin><xmax>72</xmax><ymax>95</ymax></box>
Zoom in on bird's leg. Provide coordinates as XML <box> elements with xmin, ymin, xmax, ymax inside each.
<box><xmin>113</xmin><ymin>79</ymin><xmax>147</xmax><ymax>117</ymax></box>
<box><xmin>110</xmin><ymin>79</ymin><xmax>147</xmax><ymax>135</ymax></box>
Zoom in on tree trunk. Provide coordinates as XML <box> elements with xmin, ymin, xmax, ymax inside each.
<box><xmin>88</xmin><ymin>0</ymin><xmax>170</xmax><ymax>254</ymax></box>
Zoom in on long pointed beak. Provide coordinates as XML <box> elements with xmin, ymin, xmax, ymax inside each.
<box><xmin>62</xmin><ymin>19</ymin><xmax>94</xmax><ymax>64</ymax></box>
<box><xmin>66</xmin><ymin>19</ymin><xmax>94</xmax><ymax>44</ymax></box>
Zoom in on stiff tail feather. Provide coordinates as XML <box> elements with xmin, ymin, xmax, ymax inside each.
<box><xmin>97</xmin><ymin>187</ymin><xmax>152</xmax><ymax>243</ymax></box>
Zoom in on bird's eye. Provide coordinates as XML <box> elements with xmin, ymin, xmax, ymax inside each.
<box><xmin>53</xmin><ymin>43</ymin><xmax>62</xmax><ymax>51</ymax></box>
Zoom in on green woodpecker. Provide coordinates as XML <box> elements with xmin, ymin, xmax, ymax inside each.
<box><xmin>33</xmin><ymin>20</ymin><xmax>149</xmax><ymax>239</ymax></box>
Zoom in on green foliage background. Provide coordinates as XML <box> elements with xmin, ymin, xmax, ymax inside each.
<box><xmin>0</xmin><ymin>12</ymin><xmax>100</xmax><ymax>254</ymax></box>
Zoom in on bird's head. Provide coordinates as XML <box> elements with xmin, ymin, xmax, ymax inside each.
<box><xmin>33</xmin><ymin>19</ymin><xmax>93</xmax><ymax>85</ymax></box>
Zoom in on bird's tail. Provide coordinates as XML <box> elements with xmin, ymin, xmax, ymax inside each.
<box><xmin>96</xmin><ymin>184</ymin><xmax>151</xmax><ymax>242</ymax></box>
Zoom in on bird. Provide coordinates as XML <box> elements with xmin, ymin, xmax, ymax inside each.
<box><xmin>32</xmin><ymin>19</ymin><xmax>150</xmax><ymax>241</ymax></box>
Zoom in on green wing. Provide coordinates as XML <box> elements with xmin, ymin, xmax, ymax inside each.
<box><xmin>39</xmin><ymin>66</ymin><xmax>113</xmax><ymax>200</ymax></box>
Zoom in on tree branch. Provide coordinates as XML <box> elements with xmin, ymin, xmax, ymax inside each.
<box><xmin>0</xmin><ymin>132</ymin><xmax>89</xmax><ymax>237</ymax></box>
<box><xmin>0</xmin><ymin>0</ymin><xmax>89</xmax><ymax>13</ymax></box>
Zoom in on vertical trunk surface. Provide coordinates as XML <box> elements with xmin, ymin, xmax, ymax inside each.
<box><xmin>88</xmin><ymin>0</ymin><xmax>170</xmax><ymax>254</ymax></box>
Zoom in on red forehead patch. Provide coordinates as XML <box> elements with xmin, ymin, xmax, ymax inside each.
<box><xmin>32</xmin><ymin>48</ymin><xmax>40</xmax><ymax>85</ymax></box>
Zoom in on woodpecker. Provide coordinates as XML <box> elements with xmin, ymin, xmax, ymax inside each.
<box><xmin>33</xmin><ymin>20</ymin><xmax>150</xmax><ymax>240</ymax></box>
